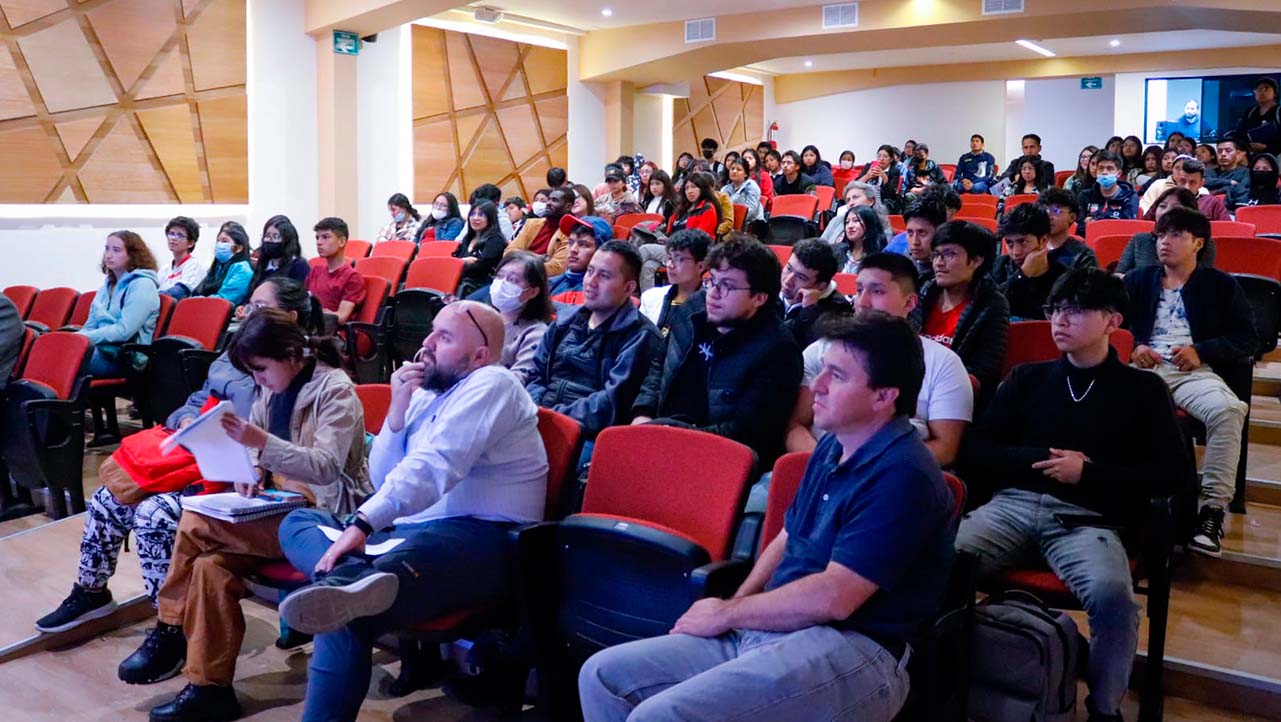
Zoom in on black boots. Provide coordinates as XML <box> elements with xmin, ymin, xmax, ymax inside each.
<box><xmin>149</xmin><ymin>683</ymin><xmax>241</xmax><ymax>722</ymax></box>
<box><xmin>118</xmin><ymin>621</ymin><xmax>186</xmax><ymax>684</ymax></box>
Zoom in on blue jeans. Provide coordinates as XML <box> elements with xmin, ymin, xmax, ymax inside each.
<box><xmin>86</xmin><ymin>348</ymin><xmax>123</xmax><ymax>377</ymax></box>
<box><xmin>955</xmin><ymin>488</ymin><xmax>1140</xmax><ymax>717</ymax></box>
<box><xmin>277</xmin><ymin>509</ymin><xmax>516</xmax><ymax>722</ymax></box>
<box><xmin>578</xmin><ymin>626</ymin><xmax>910</xmax><ymax>722</ymax></box>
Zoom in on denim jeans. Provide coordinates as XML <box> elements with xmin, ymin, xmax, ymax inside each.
<box><xmin>277</xmin><ymin>509</ymin><xmax>515</xmax><ymax>722</ymax></box>
<box><xmin>578</xmin><ymin>625</ymin><xmax>909</xmax><ymax>722</ymax></box>
<box><xmin>956</xmin><ymin>488</ymin><xmax>1140</xmax><ymax>717</ymax></box>
<box><xmin>86</xmin><ymin>348</ymin><xmax>123</xmax><ymax>377</ymax></box>
<box><xmin>1148</xmin><ymin>364</ymin><xmax>1247</xmax><ymax>509</ymax></box>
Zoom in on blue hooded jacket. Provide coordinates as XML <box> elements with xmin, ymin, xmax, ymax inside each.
<box><xmin>80</xmin><ymin>268</ymin><xmax>161</xmax><ymax>355</ymax></box>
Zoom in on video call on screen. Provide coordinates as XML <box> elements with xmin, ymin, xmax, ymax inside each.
<box><xmin>1145</xmin><ymin>73</ymin><xmax>1262</xmax><ymax>144</ymax></box>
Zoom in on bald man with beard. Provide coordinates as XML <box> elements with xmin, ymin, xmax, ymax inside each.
<box><xmin>276</xmin><ymin>301</ymin><xmax>549</xmax><ymax>722</ymax></box>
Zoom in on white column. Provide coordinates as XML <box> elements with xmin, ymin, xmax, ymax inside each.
<box><xmin>356</xmin><ymin>24</ymin><xmax>414</xmax><ymax>241</ymax></box>
<box><xmin>247</xmin><ymin>0</ymin><xmax>320</xmax><ymax>254</ymax></box>
<box><xmin>566</xmin><ymin>36</ymin><xmax>606</xmax><ymax>185</ymax></box>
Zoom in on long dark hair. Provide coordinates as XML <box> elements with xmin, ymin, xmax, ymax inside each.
<box><xmin>1070</xmin><ymin>145</ymin><xmax>1098</xmax><ymax>187</ymax></box>
<box><xmin>676</xmin><ymin>172</ymin><xmax>722</xmax><ymax>225</ymax></box>
<box><xmin>261</xmin><ymin>276</ymin><xmax>325</xmax><ymax>334</ymax></box>
<box><xmin>846</xmin><ymin>205</ymin><xmax>887</xmax><ymax>255</ymax></box>
<box><xmin>495</xmin><ymin>251</ymin><xmax>554</xmax><ymax>324</ymax></box>
<box><xmin>424</xmin><ymin>192</ymin><xmax>461</xmax><ymax>228</ymax></box>
<box><xmin>197</xmin><ymin>221</ymin><xmax>250</xmax><ymax>296</ymax></box>
<box><xmin>250</xmin><ymin>215</ymin><xmax>303</xmax><ymax>289</ymax></box>
<box><xmin>457</xmin><ymin>200</ymin><xmax>504</xmax><ymax>254</ymax></box>
<box><xmin>388</xmin><ymin>192</ymin><xmax>420</xmax><ymax>222</ymax></box>
<box><xmin>571</xmin><ymin>184</ymin><xmax>596</xmax><ymax>217</ymax></box>
<box><xmin>801</xmin><ymin>144</ymin><xmax>825</xmax><ymax>173</ymax></box>
<box><xmin>228</xmin><ymin>308</ymin><xmax>343</xmax><ymax>375</ymax></box>
<box><xmin>1121</xmin><ymin>135</ymin><xmax>1144</xmax><ymax>171</ymax></box>
<box><xmin>1013</xmin><ymin>158</ymin><xmax>1050</xmax><ymax>193</ymax></box>
<box><xmin>1143</xmin><ymin>186</ymin><xmax>1198</xmax><ymax>221</ymax></box>
<box><xmin>642</xmin><ymin>169</ymin><xmax>677</xmax><ymax>213</ymax></box>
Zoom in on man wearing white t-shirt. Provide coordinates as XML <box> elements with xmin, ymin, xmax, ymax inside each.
<box><xmin>749</xmin><ymin>252</ymin><xmax>972</xmax><ymax>513</ymax></box>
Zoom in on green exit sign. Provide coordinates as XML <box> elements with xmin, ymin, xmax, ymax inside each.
<box><xmin>1080</xmin><ymin>77</ymin><xmax>1103</xmax><ymax>90</ymax></box>
<box><xmin>333</xmin><ymin>30</ymin><xmax>360</xmax><ymax>55</ymax></box>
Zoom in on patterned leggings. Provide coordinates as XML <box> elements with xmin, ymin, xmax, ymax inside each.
<box><xmin>77</xmin><ymin>485</ymin><xmax>183</xmax><ymax>606</ymax></box>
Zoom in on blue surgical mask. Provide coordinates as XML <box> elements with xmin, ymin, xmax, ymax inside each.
<box><xmin>215</xmin><ymin>242</ymin><xmax>234</xmax><ymax>263</ymax></box>
<box><xmin>1097</xmin><ymin>173</ymin><xmax>1118</xmax><ymax>189</ymax></box>
<box><xmin>394</xmin><ymin>211</ymin><xmax>406</xmax><ymax>223</ymax></box>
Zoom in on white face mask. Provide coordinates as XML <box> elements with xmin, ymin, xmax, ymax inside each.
<box><xmin>489</xmin><ymin>278</ymin><xmax>526</xmax><ymax>313</ymax></box>
<box><xmin>531</xmin><ymin>201</ymin><xmax>548</xmax><ymax>217</ymax></box>
<box><xmin>431</xmin><ymin>207</ymin><xmax>448</xmax><ymax>220</ymax></box>
<box><xmin>839</xmin><ymin>160</ymin><xmax>854</xmax><ymax>170</ymax></box>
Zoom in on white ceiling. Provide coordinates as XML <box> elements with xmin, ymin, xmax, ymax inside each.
<box><xmin>747</xmin><ymin>30</ymin><xmax>1281</xmax><ymax>75</ymax></box>
<box><xmin>461</xmin><ymin>0</ymin><xmax>822</xmax><ymax>32</ymax></box>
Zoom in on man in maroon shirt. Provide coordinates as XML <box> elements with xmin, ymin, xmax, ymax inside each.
<box><xmin>1174</xmin><ymin>159</ymin><xmax>1231</xmax><ymax>221</ymax></box>
<box><xmin>306</xmin><ymin>217</ymin><xmax>366</xmax><ymax>324</ymax></box>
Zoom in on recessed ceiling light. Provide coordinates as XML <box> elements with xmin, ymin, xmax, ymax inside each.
<box><xmin>803</xmin><ymin>59</ymin><xmax>814</xmax><ymax>68</ymax></box>
<box><xmin>601</xmin><ymin>8</ymin><xmax>612</xmax><ymax>16</ymax></box>
<box><xmin>1109</xmin><ymin>39</ymin><xmax>1121</xmax><ymax>48</ymax></box>
<box><xmin>1015</xmin><ymin>39</ymin><xmax>1056</xmax><ymax>58</ymax></box>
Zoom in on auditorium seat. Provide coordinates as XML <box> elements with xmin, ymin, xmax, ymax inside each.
<box><xmin>1002</xmin><ymin>193</ymin><xmax>1040</xmax><ymax>213</ymax></box>
<box><xmin>12</xmin><ymin>327</ymin><xmax>35</xmax><ymax>380</ymax></box>
<box><xmin>371</xmin><ymin>239</ymin><xmax>418</xmax><ymax>264</ymax></box>
<box><xmin>3</xmin><ymin>285</ymin><xmax>38</xmax><ymax>319</ymax></box>
<box><xmin>122</xmin><ymin>297</ymin><xmax>233</xmax><ymax>427</ymax></box>
<box><xmin>519</xmin><ymin>425</ymin><xmax>756</xmax><ymax>717</ymax></box>
<box><xmin>353</xmin><ymin>383</ymin><xmax>391</xmax><ymax>434</ymax></box>
<box><xmin>1212</xmin><ymin>236</ymin><xmax>1281</xmax><ymax>279</ymax></box>
<box><xmin>403</xmin><ymin>256</ymin><xmax>465</xmax><ymax>293</ymax></box>
<box><xmin>1234</xmin><ymin>273</ymin><xmax>1281</xmax><ymax>357</ymax></box>
<box><xmin>1086</xmin><ymin>219</ymin><xmax>1153</xmax><ymax>246</ymax></box>
<box><xmin>388</xmin><ymin>258</ymin><xmax>465</xmax><ymax>367</ymax></box>
<box><xmin>732</xmin><ymin>203</ymin><xmax>748</xmax><ymax>232</ymax></box>
<box><xmin>343</xmin><ymin>276</ymin><xmax>392</xmax><ymax>383</ymax></box>
<box><xmin>813</xmin><ymin>185</ymin><xmax>836</xmax><ymax>214</ymax></box>
<box><xmin>1236</xmin><ymin>205</ymin><xmax>1281</xmax><ymax>237</ymax></box>
<box><xmin>768</xmin><ymin>194</ymin><xmax>819</xmax><ymax>220</ymax></box>
<box><xmin>1090</xmin><ymin>233</ymin><xmax>1132</xmax><ymax>270</ymax></box>
<box><xmin>1054</xmin><ymin>170</ymin><xmax>1073</xmax><ymax>188</ymax></box>
<box><xmin>765</xmin><ymin>215</ymin><xmax>818</xmax><ymax>245</ymax></box>
<box><xmin>89</xmin><ymin>294</ymin><xmax>176</xmax><ymax>445</ymax></box>
<box><xmin>24</xmin><ymin>287</ymin><xmax>78</xmax><ymax>333</ymax></box>
<box><xmin>767</xmin><ymin>244</ymin><xmax>793</xmax><ymax>267</ymax></box>
<box><xmin>955</xmin><ymin>216</ymin><xmax>998</xmax><ymax>233</ymax></box>
<box><xmin>354</xmin><ymin>256</ymin><xmax>409</xmax><ymax>294</ymax></box>
<box><xmin>615</xmin><ymin>213</ymin><xmax>663</xmax><ymax>236</ymax></box>
<box><xmin>345</xmin><ymin>239</ymin><xmax>373</xmax><ymax>260</ymax></box>
<box><xmin>416</xmin><ymin>241</ymin><xmax>460</xmax><ymax>258</ymax></box>
<box><xmin>833</xmin><ymin>272</ymin><xmax>858</xmax><ymax>297</ymax></box>
<box><xmin>64</xmin><ymin>290</ymin><xmax>96</xmax><ymax>330</ymax></box>
<box><xmin>1210</xmin><ymin>220</ymin><xmax>1256</xmax><ymax>238</ymax></box>
<box><xmin>0</xmin><ymin>332</ymin><xmax>93</xmax><ymax>519</ymax></box>
<box><xmin>1001</xmin><ymin>321</ymin><xmax>1136</xmax><ymax>379</ymax></box>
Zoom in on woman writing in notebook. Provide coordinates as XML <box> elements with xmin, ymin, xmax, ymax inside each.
<box><xmin>34</xmin><ymin>276</ymin><xmax>321</xmax><ymax>639</ymax></box>
<box><xmin>116</xmin><ymin>303</ymin><xmax>371</xmax><ymax>722</ymax></box>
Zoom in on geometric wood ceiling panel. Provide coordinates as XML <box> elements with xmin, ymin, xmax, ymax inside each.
<box><xmin>672</xmin><ymin>75</ymin><xmax>765</xmax><ymax>160</ymax></box>
<box><xmin>413</xmin><ymin>26</ymin><xmax>567</xmax><ymax>203</ymax></box>
<box><xmin>0</xmin><ymin>0</ymin><xmax>246</xmax><ymax>203</ymax></box>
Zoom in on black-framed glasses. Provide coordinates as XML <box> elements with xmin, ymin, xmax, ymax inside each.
<box><xmin>703</xmin><ymin>279</ymin><xmax>752</xmax><ymax>297</ymax></box>
<box><xmin>1042</xmin><ymin>304</ymin><xmax>1089</xmax><ymax>322</ymax></box>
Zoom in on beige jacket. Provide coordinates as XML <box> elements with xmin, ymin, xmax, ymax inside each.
<box><xmin>250</xmin><ymin>362</ymin><xmax>372</xmax><ymax>514</ymax></box>
<box><xmin>504</xmin><ymin>217</ymin><xmax>570</xmax><ymax>278</ymax></box>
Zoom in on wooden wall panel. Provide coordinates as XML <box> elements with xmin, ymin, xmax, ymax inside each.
<box><xmin>0</xmin><ymin>0</ymin><xmax>247</xmax><ymax>203</ymax></box>
<box><xmin>672</xmin><ymin>76</ymin><xmax>766</xmax><ymax>160</ymax></box>
<box><xmin>412</xmin><ymin>26</ymin><xmax>568</xmax><ymax>202</ymax></box>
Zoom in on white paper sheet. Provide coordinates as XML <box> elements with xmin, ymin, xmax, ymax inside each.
<box><xmin>319</xmin><ymin>525</ymin><xmax>406</xmax><ymax>556</ymax></box>
<box><xmin>159</xmin><ymin>400</ymin><xmax>256</xmax><ymax>485</ymax></box>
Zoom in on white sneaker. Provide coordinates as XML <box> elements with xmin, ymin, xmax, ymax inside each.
<box><xmin>279</xmin><ymin>572</ymin><xmax>399</xmax><ymax>634</ymax></box>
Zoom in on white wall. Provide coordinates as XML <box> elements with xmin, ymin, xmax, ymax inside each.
<box><xmin>1021</xmin><ymin>76</ymin><xmax>1116</xmax><ymax>174</ymax></box>
<box><xmin>632</xmin><ymin>92</ymin><xmax>665</xmax><ymax>167</ymax></box>
<box><xmin>566</xmin><ymin>37</ymin><xmax>607</xmax><ymax>185</ymax></box>
<box><xmin>773</xmin><ymin>80</ymin><xmax>1007</xmax><ymax>170</ymax></box>
<box><xmin>356</xmin><ymin>24</ymin><xmax>413</xmax><ymax>241</ymax></box>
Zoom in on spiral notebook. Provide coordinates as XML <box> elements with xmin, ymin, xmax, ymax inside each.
<box><xmin>181</xmin><ymin>491</ymin><xmax>307</xmax><ymax>523</ymax></box>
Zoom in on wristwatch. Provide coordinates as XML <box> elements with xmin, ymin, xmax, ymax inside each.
<box><xmin>343</xmin><ymin>512</ymin><xmax>375</xmax><ymax>536</ymax></box>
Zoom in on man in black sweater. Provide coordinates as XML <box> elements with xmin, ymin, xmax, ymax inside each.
<box><xmin>958</xmin><ymin>268</ymin><xmax>1190</xmax><ymax>722</ymax></box>
<box><xmin>989</xmin><ymin>203</ymin><xmax>1066</xmax><ymax>321</ymax></box>
<box><xmin>779</xmin><ymin>238</ymin><xmax>852</xmax><ymax>347</ymax></box>
<box><xmin>1123</xmin><ymin>206</ymin><xmax>1255</xmax><ymax>556</ymax></box>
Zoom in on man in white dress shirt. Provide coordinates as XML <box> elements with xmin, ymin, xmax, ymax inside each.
<box><xmin>275</xmin><ymin>300</ymin><xmax>548</xmax><ymax>722</ymax></box>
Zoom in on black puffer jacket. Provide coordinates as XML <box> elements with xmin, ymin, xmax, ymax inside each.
<box><xmin>633</xmin><ymin>307</ymin><xmax>802</xmax><ymax>465</ymax></box>
<box><xmin>526</xmin><ymin>303</ymin><xmax>662</xmax><ymax>438</ymax></box>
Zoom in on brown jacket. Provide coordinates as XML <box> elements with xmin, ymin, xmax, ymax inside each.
<box><xmin>714</xmin><ymin>190</ymin><xmax>734</xmax><ymax>237</ymax></box>
<box><xmin>504</xmin><ymin>217</ymin><xmax>570</xmax><ymax>277</ymax></box>
<box><xmin>250</xmin><ymin>362</ymin><xmax>371</xmax><ymax>514</ymax></box>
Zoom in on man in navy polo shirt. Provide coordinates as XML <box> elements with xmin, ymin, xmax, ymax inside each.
<box><xmin>579</xmin><ymin>311</ymin><xmax>956</xmax><ymax>722</ymax></box>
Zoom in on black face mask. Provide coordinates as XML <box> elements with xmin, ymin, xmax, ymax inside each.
<box><xmin>701</xmin><ymin>148</ymin><xmax>715</xmax><ymax>160</ymax></box>
<box><xmin>1251</xmin><ymin>169</ymin><xmax>1279</xmax><ymax>190</ymax></box>
<box><xmin>259</xmin><ymin>241</ymin><xmax>284</xmax><ymax>260</ymax></box>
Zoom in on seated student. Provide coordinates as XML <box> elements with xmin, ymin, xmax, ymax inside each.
<box><xmin>779</xmin><ymin>239</ymin><xmax>852</xmax><ymax>347</ymax></box>
<box><xmin>504</xmin><ymin>186</ymin><xmax>574</xmax><ymax>279</ymax></box>
<box><xmin>1138</xmin><ymin>154</ymin><xmax>1207</xmax><ymax>215</ymax></box>
<box><xmin>899</xmin><ymin>200</ymin><xmax>950</xmax><ymax>282</ymax></box>
<box><xmin>821</xmin><ymin>181</ymin><xmax>895</xmax><ymax>248</ymax></box>
<box><xmin>375</xmin><ymin>193</ymin><xmax>421</xmax><ymax>243</ymax></box>
<box><xmin>1174</xmin><ymin>158</ymin><xmax>1232</xmax><ymax>221</ymax></box>
<box><xmin>632</xmin><ymin>238</ymin><xmax>802</xmax><ymax>466</ymax></box>
<box><xmin>1247</xmin><ymin>153</ymin><xmax>1281</xmax><ymax>206</ymax></box>
<box><xmin>1065</xmin><ymin>145</ymin><xmax>1099</xmax><ymax>195</ymax></box>
<box><xmin>639</xmin><ymin>228</ymin><xmax>710</xmax><ymax>337</ymax></box>
<box><xmin>194</xmin><ymin>222</ymin><xmax>254</xmax><ymax>306</ymax></box>
<box><xmin>119</xmin><ymin>310</ymin><xmax>371</xmax><ymax>721</ymax></box>
<box><xmin>772</xmin><ymin>150</ymin><xmax>817</xmax><ymax>196</ymax></box>
<box><xmin>158</xmin><ymin>216</ymin><xmax>207</xmax><ymax>300</ymax></box>
<box><xmin>34</xmin><ymin>278</ymin><xmax>314</xmax><ymax>634</ymax></box>
<box><xmin>666</xmin><ymin>172</ymin><xmax>722</xmax><ymax>237</ymax></box>
<box><xmin>799</xmin><ymin>144</ymin><xmax>835</xmax><ymax>188</ymax></box>
<box><xmin>503</xmin><ymin>196</ymin><xmax>529</xmax><ymax>237</ymax></box>
<box><xmin>581</xmin><ymin>311</ymin><xmax>955</xmax><ymax>722</ymax></box>
<box><xmin>722</xmin><ymin>159</ymin><xmax>764</xmax><ymax>223</ymax></box>
<box><xmin>1119</xmin><ymin>187</ymin><xmax>1217</xmax><ymax>274</ymax></box>
<box><xmin>453</xmin><ymin>201</ymin><xmax>509</xmax><ymax>297</ymax></box>
<box><xmin>79</xmin><ymin>231</ymin><xmax>161</xmax><ymax>378</ymax></box>
<box><xmin>953</xmin><ymin>134</ymin><xmax>998</xmax><ymax>194</ymax></box>
<box><xmin>958</xmin><ymin>268</ymin><xmax>1189</xmax><ymax>722</ymax></box>
<box><xmin>546</xmin><ymin>215</ymin><xmax>612</xmax><ymax>310</ymax></box>
<box><xmin>905</xmin><ymin>143</ymin><xmax>947</xmax><ymax>196</ymax></box>
<box><xmin>911</xmin><ymin>220</ymin><xmax>1010</xmax><ymax>396</ymax></box>
<box><xmin>779</xmin><ymin>252</ymin><xmax>972</xmax><ymax>467</ymax></box>
<box><xmin>306</xmin><ymin>217</ymin><xmax>366</xmax><ymax>325</ymax></box>
<box><xmin>1076</xmin><ymin>151</ymin><xmax>1140</xmax><ymax>235</ymax></box>
<box><xmin>470</xmin><ymin>183</ymin><xmax>517</xmax><ymax>240</ymax></box>
<box><xmin>273</xmin><ymin>302</ymin><xmax>547</xmax><ymax>722</ymax></box>
<box><xmin>1204</xmin><ymin>135</ymin><xmax>1251</xmax><ymax>210</ymax></box>
<box><xmin>592</xmin><ymin>166</ymin><xmax>639</xmax><ymax>220</ymax></box>
<box><xmin>489</xmin><ymin>251</ymin><xmax>555</xmax><ymax>384</ymax></box>
<box><xmin>1000</xmin><ymin>133</ymin><xmax>1057</xmax><ymax>183</ymax></box>
<box><xmin>1124</xmin><ymin>206</ymin><xmax>1255</xmax><ymax>556</ymax></box>
<box><xmin>1038</xmin><ymin>187</ymin><xmax>1099</xmax><ymax>272</ymax></box>
<box><xmin>860</xmin><ymin>144</ymin><xmax>905</xmax><ymax>213</ymax></box>
<box><xmin>885</xmin><ymin>184</ymin><xmax>961</xmax><ymax>256</ymax></box>
<box><xmin>629</xmin><ymin>221</ymin><xmax>669</xmax><ymax>293</ymax></box>
<box><xmin>413</xmin><ymin>192</ymin><xmax>465</xmax><ymax>243</ymax></box>
<box><xmin>527</xmin><ymin>241</ymin><xmax>662</xmax><ymax>442</ymax></box>
<box><xmin>998</xmin><ymin>157</ymin><xmax>1050</xmax><ymax>214</ymax></box>
<box><xmin>251</xmin><ymin>215</ymin><xmax>310</xmax><ymax>291</ymax></box>
<box><xmin>990</xmin><ymin>204</ymin><xmax>1066</xmax><ymax>321</ymax></box>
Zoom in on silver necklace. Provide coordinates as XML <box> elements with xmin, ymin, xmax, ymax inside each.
<box><xmin>1066</xmin><ymin>376</ymin><xmax>1095</xmax><ymax>403</ymax></box>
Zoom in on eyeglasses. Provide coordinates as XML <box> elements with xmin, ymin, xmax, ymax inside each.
<box><xmin>166</xmin><ymin>231</ymin><xmax>188</xmax><ymax>240</ymax></box>
<box><xmin>262</xmin><ymin>233</ymin><xmax>282</xmax><ymax>243</ymax></box>
<box><xmin>1042</xmin><ymin>304</ymin><xmax>1103</xmax><ymax>323</ymax></box>
<box><xmin>703</xmin><ymin>279</ymin><xmax>753</xmax><ymax>297</ymax></box>
<box><xmin>930</xmin><ymin>249</ymin><xmax>962</xmax><ymax>263</ymax></box>
<box><xmin>1046</xmin><ymin>206</ymin><xmax>1067</xmax><ymax>216</ymax></box>
<box><xmin>462</xmin><ymin>307</ymin><xmax>489</xmax><ymax>347</ymax></box>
